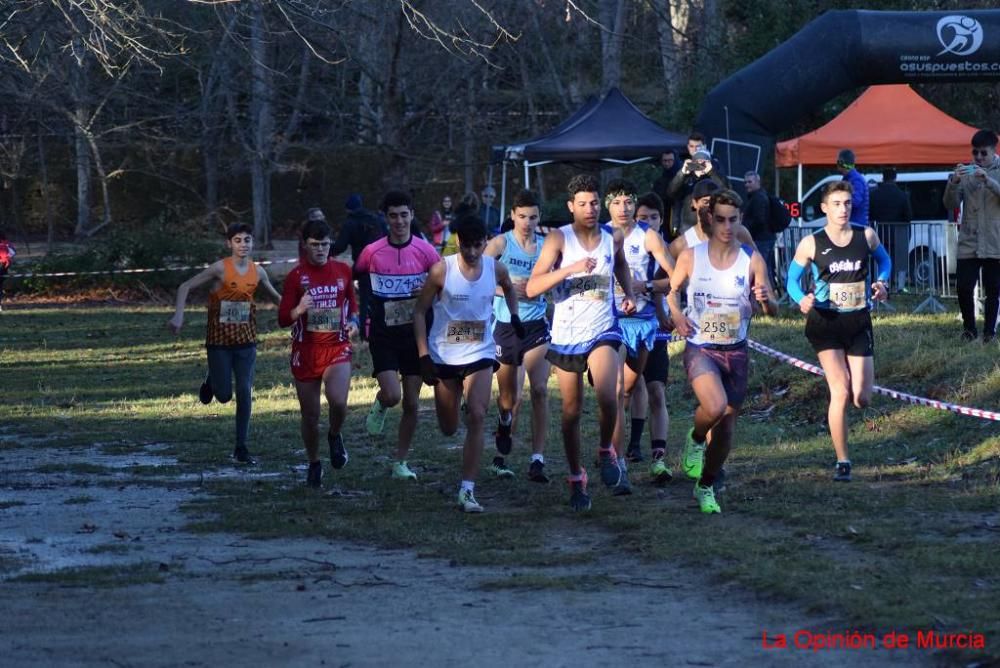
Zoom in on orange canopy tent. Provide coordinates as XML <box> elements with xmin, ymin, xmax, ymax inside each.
<box><xmin>775</xmin><ymin>84</ymin><xmax>978</xmax><ymax>202</ymax></box>
<box><xmin>775</xmin><ymin>84</ymin><xmax>978</xmax><ymax>167</ymax></box>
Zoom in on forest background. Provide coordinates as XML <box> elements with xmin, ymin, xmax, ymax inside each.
<box><xmin>1</xmin><ymin>0</ymin><xmax>999</xmax><ymax>251</ymax></box>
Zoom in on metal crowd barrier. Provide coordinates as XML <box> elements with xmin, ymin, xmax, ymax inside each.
<box><xmin>773</xmin><ymin>220</ymin><xmax>957</xmax><ymax>313</ymax></box>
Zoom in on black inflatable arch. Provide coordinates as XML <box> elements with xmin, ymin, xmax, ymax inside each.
<box><xmin>696</xmin><ymin>9</ymin><xmax>1000</xmax><ymax>179</ymax></box>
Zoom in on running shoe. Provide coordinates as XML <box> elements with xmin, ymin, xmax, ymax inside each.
<box><xmin>328</xmin><ymin>432</ymin><xmax>349</xmax><ymax>470</ymax></box>
<box><xmin>527</xmin><ymin>459</ymin><xmax>550</xmax><ymax>484</ymax></box>
<box><xmin>231</xmin><ymin>446</ymin><xmax>256</xmax><ymax>466</ymax></box>
<box><xmin>199</xmin><ymin>376</ymin><xmax>213</xmax><ymax>405</ymax></box>
<box><xmin>457</xmin><ymin>488</ymin><xmax>484</xmax><ymax>513</ymax></box>
<box><xmin>834</xmin><ymin>461</ymin><xmax>852</xmax><ymax>482</ymax></box>
<box><xmin>306</xmin><ymin>461</ymin><xmax>322</xmax><ymax>488</ymax></box>
<box><xmin>681</xmin><ymin>428</ymin><xmax>706</xmax><ymax>480</ymax></box>
<box><xmin>568</xmin><ymin>470</ymin><xmax>591</xmax><ymax>511</ymax></box>
<box><xmin>625</xmin><ymin>444</ymin><xmax>644</xmax><ymax>463</ymax></box>
<box><xmin>649</xmin><ymin>457</ymin><xmax>673</xmax><ymax>486</ymax></box>
<box><xmin>598</xmin><ymin>448</ymin><xmax>623</xmax><ymax>488</ymax></box>
<box><xmin>391</xmin><ymin>460</ymin><xmax>417</xmax><ymax>480</ymax></box>
<box><xmin>713</xmin><ymin>467</ymin><xmax>727</xmax><ymax>493</ymax></box>
<box><xmin>612</xmin><ymin>461</ymin><xmax>632</xmax><ymax>496</ymax></box>
<box><xmin>693</xmin><ymin>483</ymin><xmax>721</xmax><ymax>514</ymax></box>
<box><xmin>490</xmin><ymin>456</ymin><xmax>515</xmax><ymax>480</ymax></box>
<box><xmin>366</xmin><ymin>399</ymin><xmax>387</xmax><ymax>435</ymax></box>
<box><xmin>495</xmin><ymin>413</ymin><xmax>513</xmax><ymax>455</ymax></box>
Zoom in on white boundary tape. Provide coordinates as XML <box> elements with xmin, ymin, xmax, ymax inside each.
<box><xmin>7</xmin><ymin>258</ymin><xmax>298</xmax><ymax>279</ymax></box>
<box><xmin>747</xmin><ymin>339</ymin><xmax>1000</xmax><ymax>422</ymax></box>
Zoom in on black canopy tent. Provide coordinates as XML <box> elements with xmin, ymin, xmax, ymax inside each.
<box><xmin>695</xmin><ymin>9</ymin><xmax>1000</xmax><ymax>189</ymax></box>
<box><xmin>492</xmin><ymin>88</ymin><xmax>687</xmax><ymax>214</ymax></box>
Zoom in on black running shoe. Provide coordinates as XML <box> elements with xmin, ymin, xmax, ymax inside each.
<box><xmin>232</xmin><ymin>446</ymin><xmax>256</xmax><ymax>466</ymax></box>
<box><xmin>712</xmin><ymin>467</ymin><xmax>727</xmax><ymax>493</ymax></box>
<box><xmin>625</xmin><ymin>444</ymin><xmax>644</xmax><ymax>463</ymax></box>
<box><xmin>199</xmin><ymin>376</ymin><xmax>213</xmax><ymax>405</ymax></box>
<box><xmin>569</xmin><ymin>481</ymin><xmax>591</xmax><ymax>511</ymax></box>
<box><xmin>495</xmin><ymin>413</ymin><xmax>513</xmax><ymax>455</ymax></box>
<box><xmin>527</xmin><ymin>459</ymin><xmax>550</xmax><ymax>484</ymax></box>
<box><xmin>306</xmin><ymin>461</ymin><xmax>322</xmax><ymax>488</ymax></box>
<box><xmin>834</xmin><ymin>461</ymin><xmax>852</xmax><ymax>482</ymax></box>
<box><xmin>329</xmin><ymin>432</ymin><xmax>349</xmax><ymax>470</ymax></box>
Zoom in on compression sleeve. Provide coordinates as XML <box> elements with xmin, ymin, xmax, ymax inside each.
<box><xmin>872</xmin><ymin>244</ymin><xmax>892</xmax><ymax>283</ymax></box>
<box><xmin>786</xmin><ymin>260</ymin><xmax>807</xmax><ymax>304</ymax></box>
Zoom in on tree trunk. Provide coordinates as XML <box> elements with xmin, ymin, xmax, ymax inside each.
<box><xmin>652</xmin><ymin>0</ymin><xmax>680</xmax><ymax>102</ymax></box>
<box><xmin>83</xmin><ymin>129</ymin><xmax>112</xmax><ymax>236</ymax></box>
<box><xmin>599</xmin><ymin>0</ymin><xmax>628</xmax><ymax>93</ymax></box>
<box><xmin>249</xmin><ymin>0</ymin><xmax>272</xmax><ymax>246</ymax></box>
<box><xmin>36</xmin><ymin>123</ymin><xmax>53</xmax><ymax>250</ymax></box>
<box><xmin>71</xmin><ymin>47</ymin><xmax>90</xmax><ymax>238</ymax></box>
<box><xmin>463</xmin><ymin>76</ymin><xmax>475</xmax><ymax>195</ymax></box>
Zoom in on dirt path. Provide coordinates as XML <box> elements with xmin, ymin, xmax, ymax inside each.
<box><xmin>0</xmin><ymin>442</ymin><xmax>924</xmax><ymax>667</ymax></box>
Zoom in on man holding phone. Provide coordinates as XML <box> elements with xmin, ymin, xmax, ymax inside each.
<box><xmin>944</xmin><ymin>129</ymin><xmax>1000</xmax><ymax>343</ymax></box>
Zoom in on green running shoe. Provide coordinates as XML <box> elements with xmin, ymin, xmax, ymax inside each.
<box><xmin>366</xmin><ymin>399</ymin><xmax>387</xmax><ymax>435</ymax></box>
<box><xmin>649</xmin><ymin>457</ymin><xmax>673</xmax><ymax>486</ymax></box>
<box><xmin>457</xmin><ymin>488</ymin><xmax>484</xmax><ymax>513</ymax></box>
<box><xmin>490</xmin><ymin>456</ymin><xmax>515</xmax><ymax>479</ymax></box>
<box><xmin>391</xmin><ymin>460</ymin><xmax>417</xmax><ymax>480</ymax></box>
<box><xmin>681</xmin><ymin>428</ymin><xmax>706</xmax><ymax>480</ymax></box>
<box><xmin>693</xmin><ymin>483</ymin><xmax>721</xmax><ymax>514</ymax></box>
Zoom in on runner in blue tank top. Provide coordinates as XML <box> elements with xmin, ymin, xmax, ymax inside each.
<box><xmin>603</xmin><ymin>179</ymin><xmax>675</xmax><ymax>477</ymax></box>
<box><xmin>669</xmin><ymin>190</ymin><xmax>778</xmax><ymax>514</ymax></box>
<box><xmin>413</xmin><ymin>216</ymin><xmax>522</xmax><ymax>513</ymax></box>
<box><xmin>483</xmin><ymin>189</ymin><xmax>552</xmax><ymax>483</ymax></box>
<box><xmin>786</xmin><ymin>181</ymin><xmax>891</xmax><ymax>483</ymax></box>
<box><xmin>527</xmin><ymin>174</ymin><xmax>638</xmax><ymax>511</ymax></box>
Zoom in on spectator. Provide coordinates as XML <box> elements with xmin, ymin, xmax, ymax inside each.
<box><xmin>944</xmin><ymin>128</ymin><xmax>1000</xmax><ymax>342</ymax></box>
<box><xmin>429</xmin><ymin>195</ymin><xmax>455</xmax><ymax>249</ymax></box>
<box><xmin>836</xmin><ymin>149</ymin><xmax>869</xmax><ymax>225</ymax></box>
<box><xmin>869</xmin><ymin>168</ymin><xmax>913</xmax><ymax>288</ymax></box>
<box><xmin>330</xmin><ymin>198</ymin><xmax>386</xmax><ymax>342</ymax></box>
<box><xmin>479</xmin><ymin>186</ymin><xmax>501</xmax><ymax>237</ymax></box>
<box><xmin>742</xmin><ymin>171</ymin><xmax>777</xmax><ymax>290</ymax></box>
<box><xmin>652</xmin><ymin>149</ymin><xmax>681</xmax><ymax>241</ymax></box>
<box><xmin>667</xmin><ymin>144</ymin><xmax>726</xmax><ymax>237</ymax></box>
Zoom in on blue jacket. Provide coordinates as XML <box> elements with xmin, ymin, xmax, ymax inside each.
<box><xmin>843</xmin><ymin>169</ymin><xmax>869</xmax><ymax>226</ymax></box>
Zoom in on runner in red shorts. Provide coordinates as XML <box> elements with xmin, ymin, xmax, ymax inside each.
<box><xmin>279</xmin><ymin>217</ymin><xmax>359</xmax><ymax>488</ymax></box>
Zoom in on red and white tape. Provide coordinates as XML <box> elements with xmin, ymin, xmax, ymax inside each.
<box><xmin>747</xmin><ymin>339</ymin><xmax>1000</xmax><ymax>422</ymax></box>
<box><xmin>7</xmin><ymin>258</ymin><xmax>298</xmax><ymax>279</ymax></box>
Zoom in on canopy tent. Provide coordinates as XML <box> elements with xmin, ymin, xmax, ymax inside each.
<box><xmin>492</xmin><ymin>88</ymin><xmax>686</xmax><ymax>211</ymax></box>
<box><xmin>775</xmin><ymin>84</ymin><xmax>979</xmax><ymax>201</ymax></box>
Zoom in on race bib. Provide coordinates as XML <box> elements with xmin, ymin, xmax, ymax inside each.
<box><xmin>306</xmin><ymin>308</ymin><xmax>340</xmax><ymax>332</ymax></box>
<box><xmin>219</xmin><ymin>300</ymin><xmax>251</xmax><ymax>324</ymax></box>
<box><xmin>700</xmin><ymin>309</ymin><xmax>741</xmax><ymax>344</ymax></box>
<box><xmin>567</xmin><ymin>273</ymin><xmax>609</xmax><ymax>302</ymax></box>
<box><xmin>384</xmin><ymin>298</ymin><xmax>416</xmax><ymax>327</ymax></box>
<box><xmin>830</xmin><ymin>281</ymin><xmax>866</xmax><ymax>309</ymax></box>
<box><xmin>445</xmin><ymin>320</ymin><xmax>487</xmax><ymax>344</ymax></box>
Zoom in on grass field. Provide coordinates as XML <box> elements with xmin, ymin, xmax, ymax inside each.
<box><xmin>2</xmin><ymin>302</ymin><xmax>999</xmax><ymax>664</ymax></box>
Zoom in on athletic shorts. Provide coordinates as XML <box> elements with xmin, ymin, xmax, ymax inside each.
<box><xmin>546</xmin><ymin>327</ymin><xmax>623</xmax><ymax>374</ymax></box>
<box><xmin>642</xmin><ymin>338</ymin><xmax>669</xmax><ymax>384</ymax></box>
<box><xmin>683</xmin><ymin>341</ymin><xmax>749</xmax><ymax>407</ymax></box>
<box><xmin>435</xmin><ymin>357</ymin><xmax>499</xmax><ymax>380</ymax></box>
<box><xmin>805</xmin><ymin>308</ymin><xmax>874</xmax><ymax>357</ymax></box>
<box><xmin>493</xmin><ymin>319</ymin><xmax>550</xmax><ymax>366</ymax></box>
<box><xmin>291</xmin><ymin>342</ymin><xmax>352</xmax><ymax>382</ymax></box>
<box><xmin>370</xmin><ymin>329</ymin><xmax>421</xmax><ymax>377</ymax></box>
<box><xmin>618</xmin><ymin>317</ymin><xmax>658</xmax><ymax>359</ymax></box>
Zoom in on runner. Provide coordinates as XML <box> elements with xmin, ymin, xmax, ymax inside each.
<box><xmin>354</xmin><ymin>190</ymin><xmax>441</xmax><ymax>480</ymax></box>
<box><xmin>668</xmin><ymin>190</ymin><xmax>778</xmax><ymax>513</ymax></box>
<box><xmin>413</xmin><ymin>215</ymin><xmax>523</xmax><ymax>513</ymax></box>
<box><xmin>667</xmin><ymin>180</ymin><xmax>756</xmax><ymax>260</ymax></box>
<box><xmin>484</xmin><ymin>190</ymin><xmax>552</xmax><ymax>483</ymax></box>
<box><xmin>603</xmin><ymin>180</ymin><xmax>675</xmax><ymax>481</ymax></box>
<box><xmin>278</xmin><ymin>217</ymin><xmax>359</xmax><ymax>487</ymax></box>
<box><xmin>632</xmin><ymin>193</ymin><xmax>674</xmax><ymax>484</ymax></box>
<box><xmin>786</xmin><ymin>181</ymin><xmax>891</xmax><ymax>482</ymax></box>
<box><xmin>0</xmin><ymin>230</ymin><xmax>15</xmax><ymax>312</ymax></box>
<box><xmin>526</xmin><ymin>174</ymin><xmax>638</xmax><ymax>510</ymax></box>
<box><xmin>167</xmin><ymin>222</ymin><xmax>282</xmax><ymax>465</ymax></box>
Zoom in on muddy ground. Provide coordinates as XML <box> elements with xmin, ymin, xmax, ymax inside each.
<box><xmin>0</xmin><ymin>441</ymin><xmax>924</xmax><ymax>667</ymax></box>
